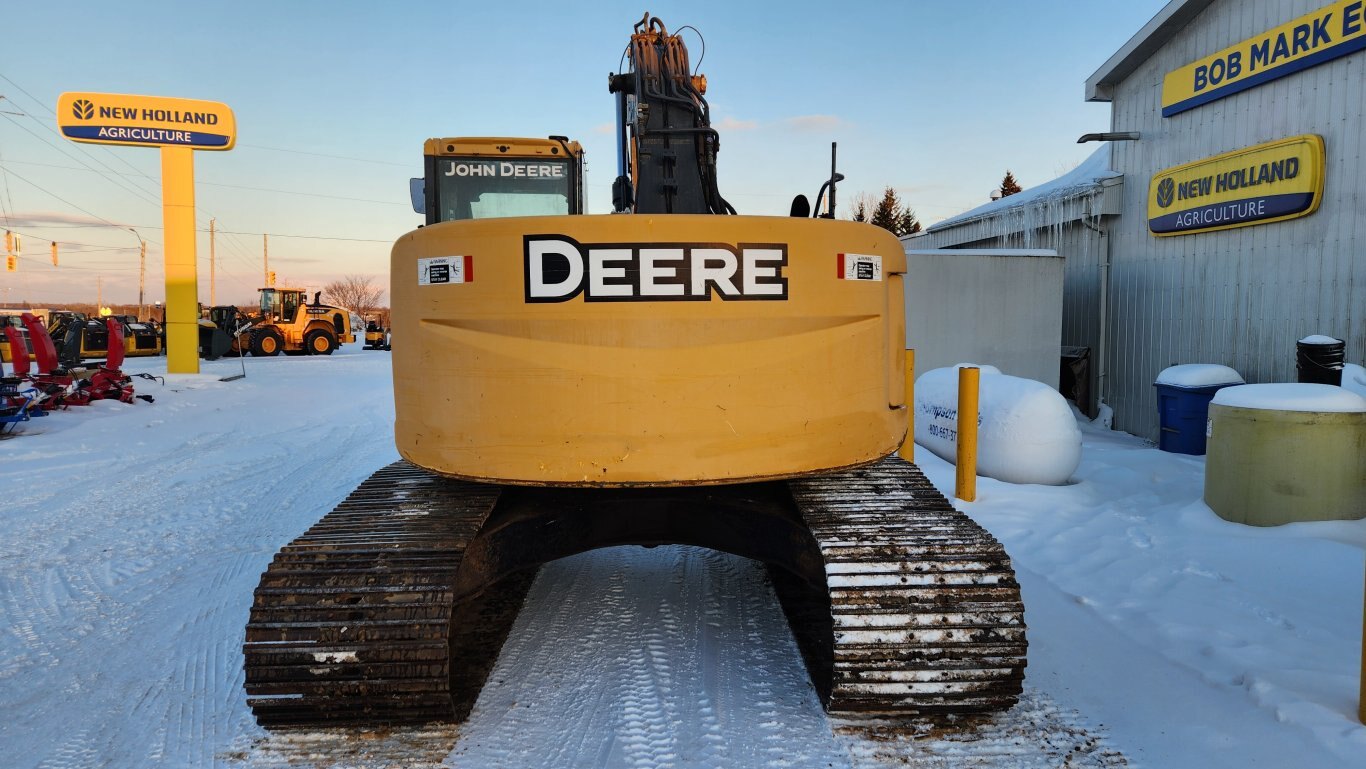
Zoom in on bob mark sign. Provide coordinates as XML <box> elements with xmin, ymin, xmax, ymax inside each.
<box><xmin>1163</xmin><ymin>1</ymin><xmax>1366</xmax><ymax>117</ymax></box>
<box><xmin>57</xmin><ymin>92</ymin><xmax>236</xmax><ymax>150</ymax></box>
<box><xmin>1147</xmin><ymin>135</ymin><xmax>1325</xmax><ymax>236</ymax></box>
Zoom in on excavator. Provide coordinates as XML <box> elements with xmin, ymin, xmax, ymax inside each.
<box><xmin>244</xmin><ymin>14</ymin><xmax>1025</xmax><ymax>729</ymax></box>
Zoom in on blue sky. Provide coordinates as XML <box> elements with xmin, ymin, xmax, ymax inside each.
<box><xmin>0</xmin><ymin>0</ymin><xmax>1169</xmax><ymax>305</ymax></box>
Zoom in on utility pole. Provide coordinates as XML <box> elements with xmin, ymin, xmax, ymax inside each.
<box><xmin>97</xmin><ymin>275</ymin><xmax>103</xmax><ymax>310</ymax></box>
<box><xmin>210</xmin><ymin>217</ymin><xmax>216</xmax><ymax>306</ymax></box>
<box><xmin>263</xmin><ymin>233</ymin><xmax>269</xmax><ymax>288</ymax></box>
<box><xmin>138</xmin><ymin>239</ymin><xmax>146</xmax><ymax>319</ymax></box>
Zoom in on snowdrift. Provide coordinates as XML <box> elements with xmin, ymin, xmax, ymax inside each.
<box><xmin>914</xmin><ymin>365</ymin><xmax>1081</xmax><ymax>485</ymax></box>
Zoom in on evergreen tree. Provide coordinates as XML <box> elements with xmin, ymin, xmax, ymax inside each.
<box><xmin>999</xmin><ymin>170</ymin><xmax>1022</xmax><ymax>197</ymax></box>
<box><xmin>897</xmin><ymin>207</ymin><xmax>922</xmax><ymax>236</ymax></box>
<box><xmin>848</xmin><ymin>187</ymin><xmax>921</xmax><ymax>237</ymax></box>
<box><xmin>870</xmin><ymin>187</ymin><xmax>900</xmax><ymax>231</ymax></box>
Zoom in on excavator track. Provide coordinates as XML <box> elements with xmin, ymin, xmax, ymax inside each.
<box><xmin>783</xmin><ymin>456</ymin><xmax>1027</xmax><ymax>716</ymax></box>
<box><xmin>243</xmin><ymin>463</ymin><xmax>531</xmax><ymax>728</ymax></box>
<box><xmin>244</xmin><ymin>456</ymin><xmax>1024</xmax><ymax>728</ymax></box>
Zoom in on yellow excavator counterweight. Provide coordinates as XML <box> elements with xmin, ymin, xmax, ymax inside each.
<box><xmin>392</xmin><ymin>214</ymin><xmax>906</xmax><ymax>486</ymax></box>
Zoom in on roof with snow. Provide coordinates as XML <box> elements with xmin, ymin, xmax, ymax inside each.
<box><xmin>907</xmin><ymin>146</ymin><xmax>1121</xmax><ymax>248</ymax></box>
<box><xmin>1086</xmin><ymin>0</ymin><xmax>1216</xmax><ymax>101</ymax></box>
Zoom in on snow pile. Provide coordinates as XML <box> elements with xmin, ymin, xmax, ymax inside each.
<box><xmin>1154</xmin><ymin>363</ymin><xmax>1244</xmax><ymax>388</ymax></box>
<box><xmin>1342</xmin><ymin>362</ymin><xmax>1366</xmax><ymax>399</ymax></box>
<box><xmin>1212</xmin><ymin>383</ymin><xmax>1366</xmax><ymax>412</ymax></box>
<box><xmin>914</xmin><ymin>364</ymin><xmax>1081</xmax><ymax>485</ymax></box>
<box><xmin>1298</xmin><ymin>334</ymin><xmax>1343</xmax><ymax>345</ymax></box>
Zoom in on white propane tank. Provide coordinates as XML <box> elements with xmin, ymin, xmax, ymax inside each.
<box><xmin>915</xmin><ymin>365</ymin><xmax>1081</xmax><ymax>485</ymax></box>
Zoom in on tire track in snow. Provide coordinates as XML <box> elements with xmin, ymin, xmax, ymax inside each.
<box><xmin>834</xmin><ymin>689</ymin><xmax>1128</xmax><ymax>768</ymax></box>
<box><xmin>3</xmin><ymin>353</ymin><xmax>401</xmax><ymax>769</ymax></box>
<box><xmin>450</xmin><ymin>545</ymin><xmax>850</xmax><ymax>769</ymax></box>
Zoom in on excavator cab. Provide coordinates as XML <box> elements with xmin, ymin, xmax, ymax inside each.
<box><xmin>416</xmin><ymin>137</ymin><xmax>586</xmax><ymax>224</ymax></box>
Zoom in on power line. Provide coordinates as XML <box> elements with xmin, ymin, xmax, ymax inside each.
<box><xmin>199</xmin><ymin>228</ymin><xmax>392</xmax><ymax>243</ymax></box>
<box><xmin>198</xmin><ymin>180</ymin><xmax>405</xmax><ymax>206</ymax></box>
<box><xmin>0</xmin><ymin>112</ymin><xmax>164</xmax><ymax>208</ymax></box>
<box><xmin>23</xmin><ymin>221</ymin><xmax>396</xmax><ymax>243</ymax></box>
<box><xmin>1</xmin><ymin>159</ymin><xmax>407</xmax><ymax>207</ymax></box>
<box><xmin>3</xmin><ymin>253</ymin><xmax>139</xmax><ymax>273</ymax></box>
<box><xmin>0</xmin><ymin>164</ymin><xmax>152</xmax><ymax>239</ymax></box>
<box><xmin>239</xmin><ymin>143</ymin><xmax>408</xmax><ymax>167</ymax></box>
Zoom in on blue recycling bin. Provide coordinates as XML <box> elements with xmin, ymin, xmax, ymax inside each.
<box><xmin>1153</xmin><ymin>364</ymin><xmax>1245</xmax><ymax>455</ymax></box>
<box><xmin>1155</xmin><ymin>384</ymin><xmax>1224</xmax><ymax>454</ymax></box>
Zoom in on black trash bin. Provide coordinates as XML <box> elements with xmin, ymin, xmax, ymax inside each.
<box><xmin>1296</xmin><ymin>335</ymin><xmax>1344</xmax><ymax>386</ymax></box>
<box><xmin>1060</xmin><ymin>345</ymin><xmax>1091</xmax><ymax>412</ymax></box>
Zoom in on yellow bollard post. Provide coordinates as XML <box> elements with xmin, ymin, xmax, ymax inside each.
<box><xmin>955</xmin><ymin>366</ymin><xmax>979</xmax><ymax>502</ymax></box>
<box><xmin>161</xmin><ymin>145</ymin><xmax>200</xmax><ymax>374</ymax></box>
<box><xmin>899</xmin><ymin>349</ymin><xmax>915</xmax><ymax>462</ymax></box>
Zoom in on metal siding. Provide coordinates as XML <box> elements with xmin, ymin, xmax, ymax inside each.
<box><xmin>1102</xmin><ymin>0</ymin><xmax>1365</xmax><ymax>440</ymax></box>
<box><xmin>903</xmin><ymin>250</ymin><xmax>1065</xmax><ymax>389</ymax></box>
<box><xmin>908</xmin><ymin>225</ymin><xmax>1105</xmax><ymax>412</ymax></box>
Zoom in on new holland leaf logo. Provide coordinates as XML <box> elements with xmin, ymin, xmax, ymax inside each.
<box><xmin>72</xmin><ymin>99</ymin><xmax>94</xmax><ymax>120</ymax></box>
<box><xmin>1156</xmin><ymin>177</ymin><xmax>1175</xmax><ymax>208</ymax></box>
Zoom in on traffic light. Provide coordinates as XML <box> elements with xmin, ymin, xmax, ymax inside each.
<box><xmin>51</xmin><ymin>241</ymin><xmax>58</xmax><ymax>266</ymax></box>
<box><xmin>5</xmin><ymin>255</ymin><xmax>16</xmax><ymax>272</ymax></box>
<box><xmin>268</xmin><ymin>270</ymin><xmax>276</xmax><ymax>287</ymax></box>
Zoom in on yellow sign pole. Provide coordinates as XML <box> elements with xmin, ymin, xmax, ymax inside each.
<box><xmin>161</xmin><ymin>145</ymin><xmax>199</xmax><ymax>373</ymax></box>
<box><xmin>899</xmin><ymin>349</ymin><xmax>915</xmax><ymax>461</ymax></box>
<box><xmin>955</xmin><ymin>366</ymin><xmax>980</xmax><ymax>502</ymax></box>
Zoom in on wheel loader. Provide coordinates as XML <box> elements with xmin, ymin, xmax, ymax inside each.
<box><xmin>244</xmin><ymin>14</ymin><xmax>1025</xmax><ymax>728</ymax></box>
<box><xmin>204</xmin><ymin>288</ymin><xmax>355</xmax><ymax>357</ymax></box>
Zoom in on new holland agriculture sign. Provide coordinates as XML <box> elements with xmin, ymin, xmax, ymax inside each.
<box><xmin>1147</xmin><ymin>135</ymin><xmax>1325</xmax><ymax>236</ymax></box>
<box><xmin>1162</xmin><ymin>1</ymin><xmax>1366</xmax><ymax>117</ymax></box>
<box><xmin>57</xmin><ymin>93</ymin><xmax>236</xmax><ymax>150</ymax></box>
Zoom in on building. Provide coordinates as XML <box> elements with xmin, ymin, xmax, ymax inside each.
<box><xmin>912</xmin><ymin>0</ymin><xmax>1365</xmax><ymax>440</ymax></box>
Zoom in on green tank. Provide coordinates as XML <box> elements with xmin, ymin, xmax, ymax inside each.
<box><xmin>1205</xmin><ymin>389</ymin><xmax>1366</xmax><ymax>526</ymax></box>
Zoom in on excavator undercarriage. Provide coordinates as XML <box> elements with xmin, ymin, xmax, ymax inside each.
<box><xmin>244</xmin><ymin>456</ymin><xmax>1024</xmax><ymax>728</ymax></box>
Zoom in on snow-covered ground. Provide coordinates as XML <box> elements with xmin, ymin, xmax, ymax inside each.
<box><xmin>1</xmin><ymin>347</ymin><xmax>1363</xmax><ymax>768</ymax></box>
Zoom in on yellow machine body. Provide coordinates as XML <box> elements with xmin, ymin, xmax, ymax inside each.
<box><xmin>424</xmin><ymin>136</ymin><xmax>584</xmax><ymax>161</ymax></box>
<box><xmin>0</xmin><ymin>315</ymin><xmax>31</xmax><ymax>363</ymax></box>
<box><xmin>391</xmin><ymin>213</ymin><xmax>907</xmax><ymax>487</ymax></box>
<box><xmin>42</xmin><ymin>312</ymin><xmax>162</xmax><ymax>360</ymax></box>
<box><xmin>225</xmin><ymin>288</ymin><xmax>356</xmax><ymax>356</ymax></box>
<box><xmin>421</xmin><ymin>136</ymin><xmax>585</xmax><ymax>224</ymax></box>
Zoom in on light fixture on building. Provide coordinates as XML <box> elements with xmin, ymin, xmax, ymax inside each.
<box><xmin>1077</xmin><ymin>131</ymin><xmax>1140</xmax><ymax>144</ymax></box>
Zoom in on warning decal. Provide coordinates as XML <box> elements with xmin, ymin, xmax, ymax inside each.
<box><xmin>838</xmin><ymin>253</ymin><xmax>882</xmax><ymax>281</ymax></box>
<box><xmin>418</xmin><ymin>255</ymin><xmax>471</xmax><ymax>285</ymax></box>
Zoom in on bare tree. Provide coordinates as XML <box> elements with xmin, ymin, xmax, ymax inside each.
<box><xmin>323</xmin><ymin>275</ymin><xmax>383</xmax><ymax>316</ymax></box>
<box><xmin>845</xmin><ymin>191</ymin><xmax>878</xmax><ymax>222</ymax></box>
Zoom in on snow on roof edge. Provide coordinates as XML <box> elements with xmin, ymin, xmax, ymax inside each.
<box><xmin>921</xmin><ymin>146</ymin><xmax>1119</xmax><ymax>235</ymax></box>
